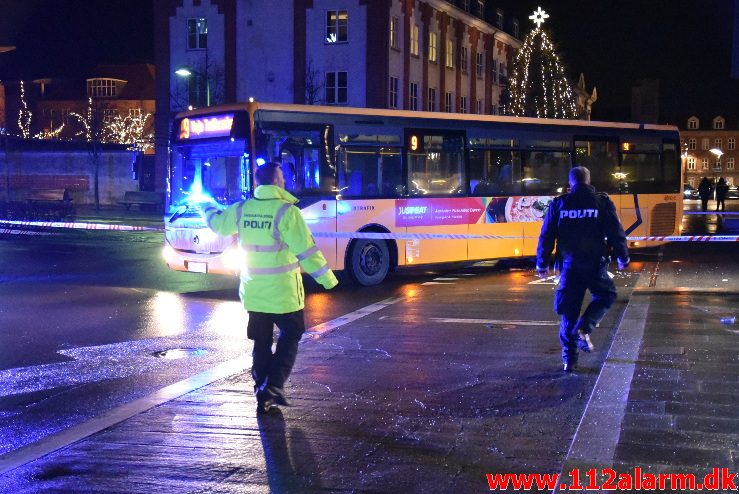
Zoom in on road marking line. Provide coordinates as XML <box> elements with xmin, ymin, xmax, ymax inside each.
<box><xmin>0</xmin><ymin>297</ymin><xmax>401</xmax><ymax>475</ymax></box>
<box><xmin>303</xmin><ymin>296</ymin><xmax>402</xmax><ymax>340</ymax></box>
<box><xmin>430</xmin><ymin>317</ymin><xmax>559</xmax><ymax>326</ymax></box>
<box><xmin>433</xmin><ymin>277</ymin><xmax>460</xmax><ymax>281</ymax></box>
<box><xmin>421</xmin><ymin>281</ymin><xmax>455</xmax><ymax>285</ymax></box>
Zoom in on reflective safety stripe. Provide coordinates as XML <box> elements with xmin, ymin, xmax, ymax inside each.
<box><xmin>247</xmin><ymin>262</ymin><xmax>300</xmax><ymax>275</ymax></box>
<box><xmin>243</xmin><ymin>242</ymin><xmax>287</xmax><ymax>253</ymax></box>
<box><xmin>272</xmin><ymin>203</ymin><xmax>291</xmax><ymax>241</ymax></box>
<box><xmin>296</xmin><ymin>245</ymin><xmax>319</xmax><ymax>261</ymax></box>
<box><xmin>235</xmin><ymin>201</ymin><xmax>245</xmax><ymax>231</ymax></box>
<box><xmin>308</xmin><ymin>264</ymin><xmax>330</xmax><ymax>278</ymax></box>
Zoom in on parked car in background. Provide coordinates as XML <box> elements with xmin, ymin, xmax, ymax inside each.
<box><xmin>683</xmin><ymin>184</ymin><xmax>699</xmax><ymax>199</ymax></box>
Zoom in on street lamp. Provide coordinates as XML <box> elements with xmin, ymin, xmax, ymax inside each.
<box><xmin>175</xmin><ymin>66</ymin><xmax>210</xmax><ymax>107</ymax></box>
<box><xmin>709</xmin><ymin>148</ymin><xmax>723</xmax><ymax>199</ymax></box>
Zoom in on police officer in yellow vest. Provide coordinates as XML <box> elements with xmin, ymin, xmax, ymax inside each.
<box><xmin>203</xmin><ymin>162</ymin><xmax>339</xmax><ymax>413</ymax></box>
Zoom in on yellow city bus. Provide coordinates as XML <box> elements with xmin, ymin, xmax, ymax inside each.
<box><xmin>164</xmin><ymin>102</ymin><xmax>682</xmax><ymax>285</ymax></box>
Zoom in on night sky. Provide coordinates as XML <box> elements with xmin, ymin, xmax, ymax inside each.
<box><xmin>0</xmin><ymin>0</ymin><xmax>737</xmax><ymax>124</ymax></box>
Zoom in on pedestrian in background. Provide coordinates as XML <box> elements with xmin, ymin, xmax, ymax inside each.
<box><xmin>715</xmin><ymin>177</ymin><xmax>729</xmax><ymax>212</ymax></box>
<box><xmin>536</xmin><ymin>166</ymin><xmax>630</xmax><ymax>372</ymax></box>
<box><xmin>203</xmin><ymin>162</ymin><xmax>339</xmax><ymax>413</ymax></box>
<box><xmin>698</xmin><ymin>177</ymin><xmax>713</xmax><ymax>212</ymax></box>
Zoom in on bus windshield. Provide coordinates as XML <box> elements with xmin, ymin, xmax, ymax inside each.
<box><xmin>169</xmin><ymin>141</ymin><xmax>248</xmax><ymax>209</ymax></box>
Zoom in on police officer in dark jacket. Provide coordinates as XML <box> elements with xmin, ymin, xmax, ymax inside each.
<box><xmin>536</xmin><ymin>166</ymin><xmax>629</xmax><ymax>372</ymax></box>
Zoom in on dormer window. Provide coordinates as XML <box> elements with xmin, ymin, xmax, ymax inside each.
<box><xmin>86</xmin><ymin>78</ymin><xmax>125</xmax><ymax>98</ymax></box>
<box><xmin>512</xmin><ymin>19</ymin><xmax>519</xmax><ymax>38</ymax></box>
<box><xmin>687</xmin><ymin>116</ymin><xmax>699</xmax><ymax>130</ymax></box>
<box><xmin>496</xmin><ymin>9</ymin><xmax>504</xmax><ymax>28</ymax></box>
<box><xmin>713</xmin><ymin>116</ymin><xmax>725</xmax><ymax>130</ymax></box>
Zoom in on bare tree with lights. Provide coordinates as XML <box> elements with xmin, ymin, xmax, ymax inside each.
<box><xmin>505</xmin><ymin>7</ymin><xmax>577</xmax><ymax>119</ymax></box>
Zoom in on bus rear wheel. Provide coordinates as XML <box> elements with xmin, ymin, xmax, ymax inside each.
<box><xmin>347</xmin><ymin>239</ymin><xmax>390</xmax><ymax>286</ymax></box>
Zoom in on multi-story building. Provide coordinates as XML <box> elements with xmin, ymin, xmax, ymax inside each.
<box><xmin>680</xmin><ymin>114</ymin><xmax>738</xmax><ymax>188</ymax></box>
<box><xmin>154</xmin><ymin>0</ymin><xmax>523</xmax><ymax>187</ymax></box>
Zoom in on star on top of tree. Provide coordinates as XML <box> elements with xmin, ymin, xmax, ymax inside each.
<box><xmin>529</xmin><ymin>6</ymin><xmax>550</xmax><ymax>28</ymax></box>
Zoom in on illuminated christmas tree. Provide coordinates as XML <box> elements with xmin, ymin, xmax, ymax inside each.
<box><xmin>506</xmin><ymin>7</ymin><xmax>577</xmax><ymax>119</ymax></box>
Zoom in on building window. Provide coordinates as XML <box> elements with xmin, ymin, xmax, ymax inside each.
<box><xmin>87</xmin><ymin>78</ymin><xmax>122</xmax><ymax>98</ymax></box>
<box><xmin>713</xmin><ymin>116</ymin><xmax>725</xmax><ymax>129</ymax></box>
<box><xmin>389</xmin><ymin>76</ymin><xmax>399</xmax><ymax>109</ymax></box>
<box><xmin>445</xmin><ymin>91</ymin><xmax>453</xmax><ymax>112</ymax></box>
<box><xmin>701</xmin><ymin>138</ymin><xmax>709</xmax><ymax>150</ymax></box>
<box><xmin>428</xmin><ymin>32</ymin><xmax>438</xmax><ymax>62</ymax></box>
<box><xmin>390</xmin><ymin>16</ymin><xmax>399</xmax><ymax>49</ymax></box>
<box><xmin>410</xmin><ymin>24</ymin><xmax>419</xmax><ymax>57</ymax></box>
<box><xmin>446</xmin><ymin>38</ymin><xmax>454</xmax><ymax>68</ymax></box>
<box><xmin>499</xmin><ymin>63</ymin><xmax>507</xmax><ymax>83</ymax></box>
<box><xmin>688</xmin><ymin>138</ymin><xmax>696</xmax><ymax>150</ymax></box>
<box><xmin>427</xmin><ymin>87</ymin><xmax>437</xmax><ymax>112</ymax></box>
<box><xmin>512</xmin><ymin>19</ymin><xmax>519</xmax><ymax>38</ymax></box>
<box><xmin>409</xmin><ymin>82</ymin><xmax>419</xmax><ymax>110</ymax></box>
<box><xmin>476</xmin><ymin>52</ymin><xmax>484</xmax><ymax>79</ymax></box>
<box><xmin>61</xmin><ymin>108</ymin><xmax>71</xmax><ymax>124</ymax></box>
<box><xmin>492</xmin><ymin>59</ymin><xmax>498</xmax><ymax>84</ymax></box>
<box><xmin>728</xmin><ymin>138</ymin><xmax>736</xmax><ymax>150</ymax></box>
<box><xmin>476</xmin><ymin>99</ymin><xmax>483</xmax><ymax>114</ymax></box>
<box><xmin>326</xmin><ymin>10</ymin><xmax>348</xmax><ymax>43</ymax></box>
<box><xmin>187</xmin><ymin>18</ymin><xmax>207</xmax><ymax>50</ymax></box>
<box><xmin>460</xmin><ymin>46</ymin><xmax>468</xmax><ymax>73</ymax></box>
<box><xmin>687</xmin><ymin>157</ymin><xmax>696</xmax><ymax>170</ymax></box>
<box><xmin>129</xmin><ymin>108</ymin><xmax>142</xmax><ymax>118</ymax></box>
<box><xmin>496</xmin><ymin>9</ymin><xmax>504</xmax><ymax>28</ymax></box>
<box><xmin>687</xmin><ymin>116</ymin><xmax>699</xmax><ymax>129</ymax></box>
<box><xmin>477</xmin><ymin>0</ymin><xmax>485</xmax><ymax>17</ymax></box>
<box><xmin>102</xmin><ymin>108</ymin><xmax>118</xmax><ymax>123</ymax></box>
<box><xmin>491</xmin><ymin>104</ymin><xmax>498</xmax><ymax>115</ymax></box>
<box><xmin>460</xmin><ymin>0</ymin><xmax>469</xmax><ymax>11</ymax></box>
<box><xmin>325</xmin><ymin>71</ymin><xmax>347</xmax><ymax>104</ymax></box>
<box><xmin>727</xmin><ymin>157</ymin><xmax>735</xmax><ymax>170</ymax></box>
<box><xmin>460</xmin><ymin>96</ymin><xmax>467</xmax><ymax>114</ymax></box>
<box><xmin>702</xmin><ymin>158</ymin><xmax>709</xmax><ymax>169</ymax></box>
<box><xmin>715</xmin><ymin>138</ymin><xmax>722</xmax><ymax>149</ymax></box>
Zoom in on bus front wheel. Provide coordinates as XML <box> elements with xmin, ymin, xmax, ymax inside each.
<box><xmin>347</xmin><ymin>239</ymin><xmax>390</xmax><ymax>286</ymax></box>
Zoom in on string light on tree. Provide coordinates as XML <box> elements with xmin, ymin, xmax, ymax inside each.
<box><xmin>505</xmin><ymin>7</ymin><xmax>577</xmax><ymax>119</ymax></box>
<box><xmin>18</xmin><ymin>81</ymin><xmax>33</xmax><ymax>138</ymax></box>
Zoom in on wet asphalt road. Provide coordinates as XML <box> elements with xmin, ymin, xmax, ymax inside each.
<box><xmin>18</xmin><ymin>222</ymin><xmax>735</xmax><ymax>492</ymax></box>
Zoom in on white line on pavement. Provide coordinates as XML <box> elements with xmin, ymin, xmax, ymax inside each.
<box><xmin>430</xmin><ymin>317</ymin><xmax>559</xmax><ymax>326</ymax></box>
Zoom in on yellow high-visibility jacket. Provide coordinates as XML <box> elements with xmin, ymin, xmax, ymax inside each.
<box><xmin>204</xmin><ymin>185</ymin><xmax>338</xmax><ymax>313</ymax></box>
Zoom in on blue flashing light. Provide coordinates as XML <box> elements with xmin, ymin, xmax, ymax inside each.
<box><xmin>256</xmin><ymin>157</ymin><xmax>266</xmax><ymax>166</ymax></box>
<box><xmin>337</xmin><ymin>201</ymin><xmax>352</xmax><ymax>215</ymax></box>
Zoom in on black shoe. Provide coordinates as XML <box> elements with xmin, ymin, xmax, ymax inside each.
<box><xmin>266</xmin><ymin>385</ymin><xmax>291</xmax><ymax>407</ymax></box>
<box><xmin>256</xmin><ymin>388</ymin><xmax>278</xmax><ymax>414</ymax></box>
<box><xmin>577</xmin><ymin>330</ymin><xmax>594</xmax><ymax>352</ymax></box>
<box><xmin>563</xmin><ymin>361</ymin><xmax>577</xmax><ymax>372</ymax></box>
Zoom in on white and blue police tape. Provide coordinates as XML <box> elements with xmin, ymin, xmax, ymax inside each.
<box><xmin>0</xmin><ymin>219</ymin><xmax>163</xmax><ymax>232</ymax></box>
<box><xmin>1</xmin><ymin>220</ymin><xmax>738</xmax><ymax>242</ymax></box>
<box><xmin>311</xmin><ymin>231</ymin><xmax>739</xmax><ymax>242</ymax></box>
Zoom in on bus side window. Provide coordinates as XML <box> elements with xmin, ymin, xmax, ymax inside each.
<box><xmin>338</xmin><ymin>146</ymin><xmax>402</xmax><ymax>197</ymax></box>
<box><xmin>575</xmin><ymin>139</ymin><xmax>619</xmax><ymax>194</ymax></box>
<box><xmin>408</xmin><ymin>134</ymin><xmax>464</xmax><ymax>196</ymax></box>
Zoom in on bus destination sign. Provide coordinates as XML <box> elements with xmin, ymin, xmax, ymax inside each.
<box><xmin>178</xmin><ymin>114</ymin><xmax>234</xmax><ymax>140</ymax></box>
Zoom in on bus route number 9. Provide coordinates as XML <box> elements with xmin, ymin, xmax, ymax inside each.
<box><xmin>407</xmin><ymin>132</ymin><xmax>424</xmax><ymax>153</ymax></box>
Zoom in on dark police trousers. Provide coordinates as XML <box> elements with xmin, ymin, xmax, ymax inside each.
<box><xmin>247</xmin><ymin>310</ymin><xmax>305</xmax><ymax>391</ymax></box>
<box><xmin>555</xmin><ymin>260</ymin><xmax>617</xmax><ymax>362</ymax></box>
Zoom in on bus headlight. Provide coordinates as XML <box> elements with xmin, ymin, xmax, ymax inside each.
<box><xmin>222</xmin><ymin>246</ymin><xmax>246</xmax><ymax>272</ymax></box>
<box><xmin>162</xmin><ymin>244</ymin><xmax>176</xmax><ymax>263</ymax></box>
